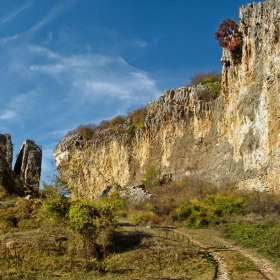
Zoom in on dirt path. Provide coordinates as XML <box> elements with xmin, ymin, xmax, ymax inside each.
<box><xmin>118</xmin><ymin>219</ymin><xmax>280</xmax><ymax>280</ymax></box>
<box><xmin>173</xmin><ymin>228</ymin><xmax>280</xmax><ymax>280</ymax></box>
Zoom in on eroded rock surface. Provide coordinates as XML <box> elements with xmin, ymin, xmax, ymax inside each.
<box><xmin>98</xmin><ymin>185</ymin><xmax>153</xmax><ymax>204</ymax></box>
<box><xmin>0</xmin><ymin>135</ymin><xmax>42</xmax><ymax>195</ymax></box>
<box><xmin>0</xmin><ymin>134</ymin><xmax>13</xmax><ymax>170</ymax></box>
<box><xmin>54</xmin><ymin>0</ymin><xmax>280</xmax><ymax>199</ymax></box>
<box><xmin>14</xmin><ymin>140</ymin><xmax>42</xmax><ymax>195</ymax></box>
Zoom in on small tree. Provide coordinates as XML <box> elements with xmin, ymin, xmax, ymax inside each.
<box><xmin>110</xmin><ymin>115</ymin><xmax>126</xmax><ymax>127</ymax></box>
<box><xmin>128</xmin><ymin>107</ymin><xmax>147</xmax><ymax>129</ymax></box>
<box><xmin>215</xmin><ymin>18</ymin><xmax>242</xmax><ymax>51</ymax></box>
<box><xmin>188</xmin><ymin>71</ymin><xmax>221</xmax><ymax>87</ymax></box>
<box><xmin>142</xmin><ymin>165</ymin><xmax>160</xmax><ymax>189</ymax></box>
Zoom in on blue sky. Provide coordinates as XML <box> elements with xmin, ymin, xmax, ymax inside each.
<box><xmin>0</xmin><ymin>0</ymin><xmax>254</xmax><ymax>182</ymax></box>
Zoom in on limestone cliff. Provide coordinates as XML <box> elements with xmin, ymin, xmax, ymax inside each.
<box><xmin>0</xmin><ymin>135</ymin><xmax>42</xmax><ymax>196</ymax></box>
<box><xmin>14</xmin><ymin>140</ymin><xmax>42</xmax><ymax>195</ymax></box>
<box><xmin>54</xmin><ymin>0</ymin><xmax>280</xmax><ymax>198</ymax></box>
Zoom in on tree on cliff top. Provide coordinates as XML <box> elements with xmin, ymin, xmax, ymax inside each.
<box><xmin>215</xmin><ymin>18</ymin><xmax>242</xmax><ymax>51</ymax></box>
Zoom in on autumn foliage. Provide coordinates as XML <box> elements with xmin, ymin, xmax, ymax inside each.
<box><xmin>215</xmin><ymin>18</ymin><xmax>242</xmax><ymax>51</ymax></box>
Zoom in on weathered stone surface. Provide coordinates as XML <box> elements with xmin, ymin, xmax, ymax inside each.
<box><xmin>98</xmin><ymin>184</ymin><xmax>152</xmax><ymax>204</ymax></box>
<box><xmin>0</xmin><ymin>135</ymin><xmax>42</xmax><ymax>196</ymax></box>
<box><xmin>0</xmin><ymin>134</ymin><xmax>16</xmax><ymax>194</ymax></box>
<box><xmin>0</xmin><ymin>134</ymin><xmax>13</xmax><ymax>170</ymax></box>
<box><xmin>14</xmin><ymin>140</ymin><xmax>42</xmax><ymax>195</ymax></box>
<box><xmin>53</xmin><ymin>0</ymin><xmax>280</xmax><ymax>199</ymax></box>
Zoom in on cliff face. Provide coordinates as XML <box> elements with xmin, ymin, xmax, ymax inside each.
<box><xmin>14</xmin><ymin>140</ymin><xmax>42</xmax><ymax>194</ymax></box>
<box><xmin>54</xmin><ymin>0</ymin><xmax>280</xmax><ymax>198</ymax></box>
<box><xmin>0</xmin><ymin>134</ymin><xmax>13</xmax><ymax>170</ymax></box>
<box><xmin>0</xmin><ymin>135</ymin><xmax>42</xmax><ymax>195</ymax></box>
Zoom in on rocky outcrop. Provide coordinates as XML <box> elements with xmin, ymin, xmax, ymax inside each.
<box><xmin>54</xmin><ymin>0</ymin><xmax>280</xmax><ymax>199</ymax></box>
<box><xmin>0</xmin><ymin>134</ymin><xmax>13</xmax><ymax>170</ymax></box>
<box><xmin>0</xmin><ymin>135</ymin><xmax>42</xmax><ymax>196</ymax></box>
<box><xmin>14</xmin><ymin>140</ymin><xmax>42</xmax><ymax>195</ymax></box>
<box><xmin>98</xmin><ymin>185</ymin><xmax>153</xmax><ymax>204</ymax></box>
<box><xmin>0</xmin><ymin>134</ymin><xmax>15</xmax><ymax>194</ymax></box>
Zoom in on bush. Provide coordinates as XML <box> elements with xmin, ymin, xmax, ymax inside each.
<box><xmin>128</xmin><ymin>107</ymin><xmax>147</xmax><ymax>128</ymax></box>
<box><xmin>79</xmin><ymin>126</ymin><xmax>94</xmax><ymax>139</ymax></box>
<box><xmin>40</xmin><ymin>176</ymin><xmax>69</xmax><ymax>199</ymax></box>
<box><xmin>110</xmin><ymin>115</ymin><xmax>126</xmax><ymax>127</ymax></box>
<box><xmin>42</xmin><ymin>197</ymin><xmax>70</xmax><ymax>224</ymax></box>
<box><xmin>98</xmin><ymin>120</ymin><xmax>110</xmax><ymax>130</ymax></box>
<box><xmin>171</xmin><ymin>193</ymin><xmax>246</xmax><ymax>228</ymax></box>
<box><xmin>188</xmin><ymin>71</ymin><xmax>221</xmax><ymax>87</ymax></box>
<box><xmin>65</xmin><ymin>123</ymin><xmax>97</xmax><ymax>138</ymax></box>
<box><xmin>215</xmin><ymin>18</ymin><xmax>242</xmax><ymax>51</ymax></box>
<box><xmin>188</xmin><ymin>71</ymin><xmax>222</xmax><ymax>100</ymax></box>
<box><xmin>215</xmin><ymin>18</ymin><xmax>243</xmax><ymax>63</ymax></box>
<box><xmin>130</xmin><ymin>210</ymin><xmax>160</xmax><ymax>225</ymax></box>
<box><xmin>244</xmin><ymin>190</ymin><xmax>280</xmax><ymax>217</ymax></box>
<box><xmin>209</xmin><ymin>82</ymin><xmax>221</xmax><ymax>98</ymax></box>
<box><xmin>142</xmin><ymin>166</ymin><xmax>160</xmax><ymax>189</ymax></box>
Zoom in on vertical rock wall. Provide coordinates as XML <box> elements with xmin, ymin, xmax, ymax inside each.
<box><xmin>219</xmin><ymin>0</ymin><xmax>280</xmax><ymax>191</ymax></box>
<box><xmin>0</xmin><ymin>135</ymin><xmax>42</xmax><ymax>195</ymax></box>
<box><xmin>14</xmin><ymin>140</ymin><xmax>42</xmax><ymax>195</ymax></box>
<box><xmin>0</xmin><ymin>134</ymin><xmax>13</xmax><ymax>170</ymax></box>
<box><xmin>54</xmin><ymin>0</ymin><xmax>280</xmax><ymax>199</ymax></box>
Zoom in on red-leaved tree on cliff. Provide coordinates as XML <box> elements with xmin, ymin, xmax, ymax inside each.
<box><xmin>215</xmin><ymin>18</ymin><xmax>243</xmax><ymax>51</ymax></box>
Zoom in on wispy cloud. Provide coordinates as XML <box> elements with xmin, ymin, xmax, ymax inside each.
<box><xmin>0</xmin><ymin>1</ymin><xmax>162</xmax><ymax>181</ymax></box>
<box><xmin>27</xmin><ymin>0</ymin><xmax>77</xmax><ymax>35</ymax></box>
<box><xmin>0</xmin><ymin>2</ymin><xmax>32</xmax><ymax>26</ymax></box>
<box><xmin>29</xmin><ymin>47</ymin><xmax>160</xmax><ymax>104</ymax></box>
<box><xmin>0</xmin><ymin>91</ymin><xmax>39</xmax><ymax>123</ymax></box>
<box><xmin>0</xmin><ymin>110</ymin><xmax>18</xmax><ymax>121</ymax></box>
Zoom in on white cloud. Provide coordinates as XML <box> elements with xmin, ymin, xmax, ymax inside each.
<box><xmin>0</xmin><ymin>2</ymin><xmax>32</xmax><ymax>25</ymax></box>
<box><xmin>27</xmin><ymin>0</ymin><xmax>77</xmax><ymax>35</ymax></box>
<box><xmin>0</xmin><ymin>1</ymin><xmax>165</xmax><ymax>183</ymax></box>
<box><xmin>0</xmin><ymin>110</ymin><xmax>18</xmax><ymax>121</ymax></box>
<box><xmin>0</xmin><ymin>92</ymin><xmax>39</xmax><ymax>124</ymax></box>
<box><xmin>0</xmin><ymin>34</ymin><xmax>19</xmax><ymax>44</ymax></box>
<box><xmin>10</xmin><ymin>91</ymin><xmax>38</xmax><ymax>109</ymax></box>
<box><xmin>28</xmin><ymin>48</ymin><xmax>161</xmax><ymax>104</ymax></box>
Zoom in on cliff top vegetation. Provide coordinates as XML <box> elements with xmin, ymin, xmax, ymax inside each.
<box><xmin>215</xmin><ymin>18</ymin><xmax>243</xmax><ymax>63</ymax></box>
<box><xmin>65</xmin><ymin>106</ymin><xmax>148</xmax><ymax>140</ymax></box>
<box><xmin>65</xmin><ymin>69</ymin><xmax>222</xmax><ymax>140</ymax></box>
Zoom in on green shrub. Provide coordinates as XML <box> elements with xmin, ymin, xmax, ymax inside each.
<box><xmin>42</xmin><ymin>197</ymin><xmax>70</xmax><ymax>224</ymax></box>
<box><xmin>128</xmin><ymin>107</ymin><xmax>147</xmax><ymax>128</ymax></box>
<box><xmin>142</xmin><ymin>165</ymin><xmax>160</xmax><ymax>189</ymax></box>
<box><xmin>188</xmin><ymin>71</ymin><xmax>221</xmax><ymax>100</ymax></box>
<box><xmin>130</xmin><ymin>210</ymin><xmax>160</xmax><ymax>225</ymax></box>
<box><xmin>41</xmin><ymin>175</ymin><xmax>69</xmax><ymax>199</ymax></box>
<box><xmin>68</xmin><ymin>202</ymin><xmax>98</xmax><ymax>235</ymax></box>
<box><xmin>209</xmin><ymin>82</ymin><xmax>221</xmax><ymax>98</ymax></box>
<box><xmin>171</xmin><ymin>193</ymin><xmax>246</xmax><ymax>228</ymax></box>
<box><xmin>65</xmin><ymin>123</ymin><xmax>97</xmax><ymax>138</ymax></box>
<box><xmin>110</xmin><ymin>115</ymin><xmax>126</xmax><ymax>127</ymax></box>
<box><xmin>188</xmin><ymin>71</ymin><xmax>221</xmax><ymax>87</ymax></box>
<box><xmin>79</xmin><ymin>126</ymin><xmax>94</xmax><ymax>139</ymax></box>
<box><xmin>96</xmin><ymin>189</ymin><xmax>126</xmax><ymax>220</ymax></box>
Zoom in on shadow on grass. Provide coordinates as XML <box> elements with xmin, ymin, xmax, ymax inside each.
<box><xmin>111</xmin><ymin>230</ymin><xmax>152</xmax><ymax>253</ymax></box>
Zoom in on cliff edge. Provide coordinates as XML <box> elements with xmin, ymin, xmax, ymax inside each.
<box><xmin>54</xmin><ymin>0</ymin><xmax>280</xmax><ymax>199</ymax></box>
